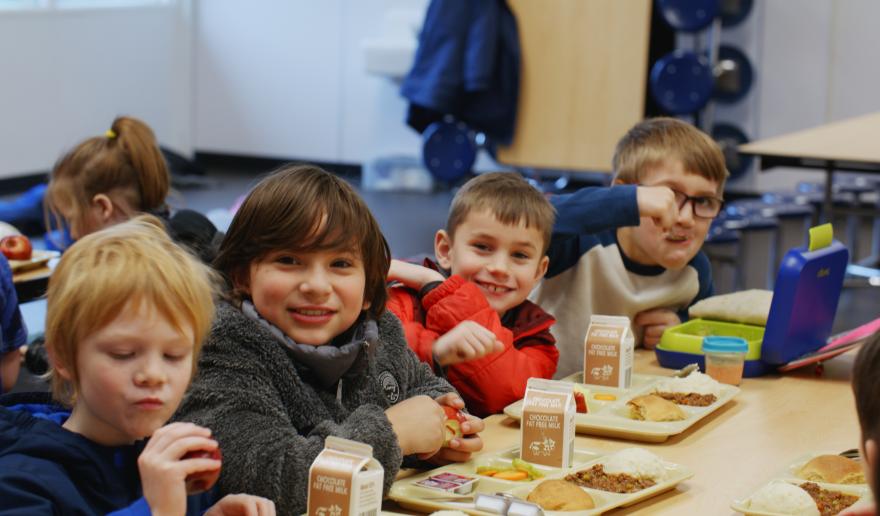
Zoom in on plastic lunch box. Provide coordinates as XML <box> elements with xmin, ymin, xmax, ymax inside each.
<box><xmin>656</xmin><ymin>318</ymin><xmax>774</xmax><ymax>377</ymax></box>
<box><xmin>656</xmin><ymin>234</ymin><xmax>849</xmax><ymax>377</ymax></box>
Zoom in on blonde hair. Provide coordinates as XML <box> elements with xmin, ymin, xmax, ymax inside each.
<box><xmin>45</xmin><ymin>116</ymin><xmax>170</xmax><ymax>240</ymax></box>
<box><xmin>612</xmin><ymin>117</ymin><xmax>729</xmax><ymax>193</ymax></box>
<box><xmin>45</xmin><ymin>215</ymin><xmax>217</xmax><ymax>406</ymax></box>
<box><xmin>446</xmin><ymin>172</ymin><xmax>556</xmax><ymax>254</ymax></box>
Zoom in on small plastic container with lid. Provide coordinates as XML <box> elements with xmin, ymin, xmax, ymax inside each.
<box><xmin>702</xmin><ymin>336</ymin><xmax>749</xmax><ymax>385</ymax></box>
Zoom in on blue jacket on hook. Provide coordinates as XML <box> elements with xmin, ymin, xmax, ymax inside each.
<box><xmin>402</xmin><ymin>0</ymin><xmax>520</xmax><ymax>144</ymax></box>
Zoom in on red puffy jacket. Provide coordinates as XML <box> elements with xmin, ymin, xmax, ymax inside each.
<box><xmin>387</xmin><ymin>275</ymin><xmax>558</xmax><ymax>417</ymax></box>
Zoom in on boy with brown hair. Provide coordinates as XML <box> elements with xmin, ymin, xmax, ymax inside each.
<box><xmin>387</xmin><ymin>171</ymin><xmax>558</xmax><ymax>417</ymax></box>
<box><xmin>532</xmin><ymin>117</ymin><xmax>729</xmax><ymax>377</ymax></box>
<box><xmin>174</xmin><ymin>165</ymin><xmax>483</xmax><ymax>515</ymax></box>
<box><xmin>0</xmin><ymin>216</ymin><xmax>274</xmax><ymax>515</ymax></box>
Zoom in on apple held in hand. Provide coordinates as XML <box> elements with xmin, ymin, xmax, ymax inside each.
<box><xmin>182</xmin><ymin>447</ymin><xmax>222</xmax><ymax>494</ymax></box>
<box><xmin>0</xmin><ymin>235</ymin><xmax>32</xmax><ymax>261</ymax></box>
<box><xmin>442</xmin><ymin>406</ymin><xmax>467</xmax><ymax>445</ymax></box>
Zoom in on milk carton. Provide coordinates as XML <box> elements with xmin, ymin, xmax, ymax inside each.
<box><xmin>520</xmin><ymin>378</ymin><xmax>575</xmax><ymax>468</ymax></box>
<box><xmin>583</xmin><ymin>315</ymin><xmax>633</xmax><ymax>388</ymax></box>
<box><xmin>307</xmin><ymin>436</ymin><xmax>384</xmax><ymax>516</ymax></box>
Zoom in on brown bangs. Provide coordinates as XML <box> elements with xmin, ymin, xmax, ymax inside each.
<box><xmin>447</xmin><ymin>172</ymin><xmax>556</xmax><ymax>253</ymax></box>
<box><xmin>612</xmin><ymin>117</ymin><xmax>729</xmax><ymax>193</ymax></box>
<box><xmin>214</xmin><ymin>164</ymin><xmax>391</xmax><ymax>318</ymax></box>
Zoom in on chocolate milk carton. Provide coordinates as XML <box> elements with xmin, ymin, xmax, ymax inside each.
<box><xmin>307</xmin><ymin>436</ymin><xmax>383</xmax><ymax>516</ymax></box>
<box><xmin>520</xmin><ymin>378</ymin><xmax>575</xmax><ymax>468</ymax></box>
<box><xmin>583</xmin><ymin>315</ymin><xmax>634</xmax><ymax>388</ymax></box>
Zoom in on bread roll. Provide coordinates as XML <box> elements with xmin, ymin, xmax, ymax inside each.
<box><xmin>798</xmin><ymin>455</ymin><xmax>865</xmax><ymax>484</ymax></box>
<box><xmin>527</xmin><ymin>479</ymin><xmax>595</xmax><ymax>511</ymax></box>
<box><xmin>627</xmin><ymin>394</ymin><xmax>686</xmax><ymax>422</ymax></box>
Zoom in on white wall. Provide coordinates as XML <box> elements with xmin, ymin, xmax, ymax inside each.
<box><xmin>827</xmin><ymin>0</ymin><xmax>880</xmax><ymax>121</ymax></box>
<box><xmin>193</xmin><ymin>0</ymin><xmax>425</xmax><ymax>164</ymax></box>
<box><xmin>717</xmin><ymin>0</ymin><xmax>880</xmax><ymax>192</ymax></box>
<box><xmin>3</xmin><ymin>1</ymin><xmax>880</xmax><ymax>185</ymax></box>
<box><xmin>0</xmin><ymin>3</ymin><xmax>192</xmax><ymax>180</ymax></box>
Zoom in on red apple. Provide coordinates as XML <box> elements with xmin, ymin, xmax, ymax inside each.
<box><xmin>442</xmin><ymin>406</ymin><xmax>467</xmax><ymax>445</ymax></box>
<box><xmin>182</xmin><ymin>447</ymin><xmax>222</xmax><ymax>494</ymax></box>
<box><xmin>573</xmin><ymin>391</ymin><xmax>588</xmax><ymax>414</ymax></box>
<box><xmin>0</xmin><ymin>235</ymin><xmax>32</xmax><ymax>261</ymax></box>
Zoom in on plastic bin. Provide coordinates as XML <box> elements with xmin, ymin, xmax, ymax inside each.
<box><xmin>721</xmin><ymin>203</ymin><xmax>779</xmax><ymax>290</ymax></box>
<box><xmin>362</xmin><ymin>155</ymin><xmax>433</xmax><ymax>193</ymax></box>
<box><xmin>703</xmin><ymin>223</ymin><xmax>741</xmax><ymax>295</ymax></box>
<box><xmin>756</xmin><ymin>193</ymin><xmax>815</xmax><ymax>273</ymax></box>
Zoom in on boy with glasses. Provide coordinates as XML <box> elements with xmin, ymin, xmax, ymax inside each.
<box><xmin>532</xmin><ymin>117</ymin><xmax>729</xmax><ymax>377</ymax></box>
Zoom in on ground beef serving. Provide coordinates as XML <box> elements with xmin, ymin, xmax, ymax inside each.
<box><xmin>564</xmin><ymin>464</ymin><xmax>655</xmax><ymax>493</ymax></box>
<box><xmin>799</xmin><ymin>482</ymin><xmax>859</xmax><ymax>516</ymax></box>
<box><xmin>655</xmin><ymin>391</ymin><xmax>717</xmax><ymax>407</ymax></box>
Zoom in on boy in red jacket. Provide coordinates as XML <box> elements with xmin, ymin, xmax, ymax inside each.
<box><xmin>387</xmin><ymin>172</ymin><xmax>558</xmax><ymax>417</ymax></box>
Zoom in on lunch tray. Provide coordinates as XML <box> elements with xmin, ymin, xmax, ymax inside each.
<box><xmin>389</xmin><ymin>446</ymin><xmax>694</xmax><ymax>516</ymax></box>
<box><xmin>731</xmin><ymin>479</ymin><xmax>869</xmax><ymax>515</ymax></box>
<box><xmin>503</xmin><ymin>373</ymin><xmax>739</xmax><ymax>443</ymax></box>
<box><xmin>731</xmin><ymin>451</ymin><xmax>872</xmax><ymax>515</ymax></box>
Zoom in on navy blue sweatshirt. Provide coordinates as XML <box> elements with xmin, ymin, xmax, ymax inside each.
<box><xmin>0</xmin><ymin>392</ymin><xmax>213</xmax><ymax>515</ymax></box>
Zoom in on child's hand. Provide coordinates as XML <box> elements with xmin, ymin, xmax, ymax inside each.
<box><xmin>388</xmin><ymin>259</ymin><xmax>444</xmax><ymax>290</ymax></box>
<box><xmin>433</xmin><ymin>320</ymin><xmax>504</xmax><ymax>366</ymax></box>
<box><xmin>636</xmin><ymin>185</ymin><xmax>678</xmax><ymax>231</ymax></box>
<box><xmin>204</xmin><ymin>494</ymin><xmax>276</xmax><ymax>516</ymax></box>
<box><xmin>138</xmin><ymin>422</ymin><xmax>222</xmax><ymax>516</ymax></box>
<box><xmin>634</xmin><ymin>308</ymin><xmax>681</xmax><ymax>349</ymax></box>
<box><xmin>385</xmin><ymin>395</ymin><xmax>446</xmax><ymax>456</ymax></box>
<box><xmin>429</xmin><ymin>392</ymin><xmax>485</xmax><ymax>464</ymax></box>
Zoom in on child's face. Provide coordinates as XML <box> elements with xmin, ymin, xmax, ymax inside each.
<box><xmin>243</xmin><ymin>248</ymin><xmax>370</xmax><ymax>345</ymax></box>
<box><xmin>54</xmin><ymin>193</ymin><xmax>126</xmax><ymax>241</ymax></box>
<box><xmin>58</xmin><ymin>300</ymin><xmax>195</xmax><ymax>446</ymax></box>
<box><xmin>436</xmin><ymin>209</ymin><xmax>549</xmax><ymax>316</ymax></box>
<box><xmin>623</xmin><ymin>160</ymin><xmax>718</xmax><ymax>270</ymax></box>
<box><xmin>54</xmin><ymin>199</ymin><xmax>93</xmax><ymax>241</ymax></box>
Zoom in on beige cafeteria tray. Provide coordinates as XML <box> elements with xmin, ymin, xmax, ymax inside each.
<box><xmin>389</xmin><ymin>446</ymin><xmax>694</xmax><ymax>516</ymax></box>
<box><xmin>503</xmin><ymin>373</ymin><xmax>739</xmax><ymax>443</ymax></box>
<box><xmin>730</xmin><ymin>452</ymin><xmax>871</xmax><ymax>515</ymax></box>
<box><xmin>731</xmin><ymin>478</ymin><xmax>870</xmax><ymax>515</ymax></box>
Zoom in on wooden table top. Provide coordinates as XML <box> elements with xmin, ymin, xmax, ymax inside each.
<box><xmin>389</xmin><ymin>349</ymin><xmax>861</xmax><ymax>515</ymax></box>
<box><xmin>739</xmin><ymin>111</ymin><xmax>880</xmax><ymax>165</ymax></box>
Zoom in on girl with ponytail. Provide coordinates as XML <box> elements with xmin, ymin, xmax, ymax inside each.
<box><xmin>45</xmin><ymin>116</ymin><xmax>220</xmax><ymax>261</ymax></box>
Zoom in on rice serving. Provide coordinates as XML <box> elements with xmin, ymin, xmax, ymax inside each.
<box><xmin>602</xmin><ymin>448</ymin><xmax>666</xmax><ymax>481</ymax></box>
<box><xmin>748</xmin><ymin>481</ymin><xmax>819</xmax><ymax>515</ymax></box>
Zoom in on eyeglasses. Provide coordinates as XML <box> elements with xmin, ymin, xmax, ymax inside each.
<box><xmin>671</xmin><ymin>189</ymin><xmax>723</xmax><ymax>219</ymax></box>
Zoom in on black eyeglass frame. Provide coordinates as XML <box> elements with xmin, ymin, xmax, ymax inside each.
<box><xmin>669</xmin><ymin>188</ymin><xmax>724</xmax><ymax>219</ymax></box>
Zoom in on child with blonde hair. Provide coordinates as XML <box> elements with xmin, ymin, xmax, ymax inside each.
<box><xmin>0</xmin><ymin>216</ymin><xmax>274</xmax><ymax>515</ymax></box>
<box><xmin>533</xmin><ymin>117</ymin><xmax>729</xmax><ymax>376</ymax></box>
<box><xmin>174</xmin><ymin>164</ymin><xmax>484</xmax><ymax>515</ymax></box>
<box><xmin>45</xmin><ymin>116</ymin><xmax>220</xmax><ymax>261</ymax></box>
<box><xmin>387</xmin><ymin>172</ymin><xmax>558</xmax><ymax>416</ymax></box>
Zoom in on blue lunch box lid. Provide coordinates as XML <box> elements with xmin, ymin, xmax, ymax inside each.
<box><xmin>761</xmin><ymin>239</ymin><xmax>848</xmax><ymax>364</ymax></box>
<box><xmin>702</xmin><ymin>336</ymin><xmax>748</xmax><ymax>354</ymax></box>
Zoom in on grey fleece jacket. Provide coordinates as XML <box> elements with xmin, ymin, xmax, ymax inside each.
<box><xmin>173</xmin><ymin>301</ymin><xmax>454</xmax><ymax>515</ymax></box>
